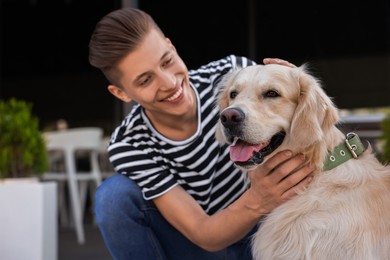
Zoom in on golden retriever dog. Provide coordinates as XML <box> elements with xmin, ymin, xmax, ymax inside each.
<box><xmin>216</xmin><ymin>64</ymin><xmax>390</xmax><ymax>259</ymax></box>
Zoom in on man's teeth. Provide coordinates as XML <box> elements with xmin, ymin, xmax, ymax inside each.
<box><xmin>165</xmin><ymin>87</ymin><xmax>183</xmax><ymax>101</ymax></box>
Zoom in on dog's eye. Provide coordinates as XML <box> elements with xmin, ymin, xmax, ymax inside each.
<box><xmin>230</xmin><ymin>90</ymin><xmax>238</xmax><ymax>99</ymax></box>
<box><xmin>263</xmin><ymin>90</ymin><xmax>280</xmax><ymax>98</ymax></box>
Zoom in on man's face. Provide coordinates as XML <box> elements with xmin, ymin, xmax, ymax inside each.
<box><xmin>108</xmin><ymin>28</ymin><xmax>196</xmax><ymax>120</ymax></box>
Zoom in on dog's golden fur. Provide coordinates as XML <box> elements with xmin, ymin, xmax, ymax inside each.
<box><xmin>216</xmin><ymin>64</ymin><xmax>390</xmax><ymax>259</ymax></box>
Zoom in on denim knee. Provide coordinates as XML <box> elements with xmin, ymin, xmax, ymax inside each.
<box><xmin>94</xmin><ymin>173</ymin><xmax>147</xmax><ymax>226</ymax></box>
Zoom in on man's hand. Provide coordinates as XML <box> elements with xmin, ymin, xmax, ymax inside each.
<box><xmin>247</xmin><ymin>150</ymin><xmax>314</xmax><ymax>214</ymax></box>
<box><xmin>263</xmin><ymin>58</ymin><xmax>296</xmax><ymax>68</ymax></box>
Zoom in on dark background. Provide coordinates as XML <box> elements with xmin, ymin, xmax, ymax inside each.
<box><xmin>1</xmin><ymin>0</ymin><xmax>390</xmax><ymax>135</ymax></box>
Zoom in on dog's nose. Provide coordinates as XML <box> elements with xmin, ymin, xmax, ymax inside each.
<box><xmin>220</xmin><ymin>108</ymin><xmax>245</xmax><ymax>127</ymax></box>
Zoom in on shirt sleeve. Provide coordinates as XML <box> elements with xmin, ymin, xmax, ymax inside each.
<box><xmin>108</xmin><ymin>140</ymin><xmax>178</xmax><ymax>200</ymax></box>
<box><xmin>229</xmin><ymin>54</ymin><xmax>257</xmax><ymax>70</ymax></box>
<box><xmin>189</xmin><ymin>55</ymin><xmax>257</xmax><ymax>89</ymax></box>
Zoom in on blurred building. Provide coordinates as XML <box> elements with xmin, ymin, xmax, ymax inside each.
<box><xmin>1</xmin><ymin>0</ymin><xmax>390</xmax><ymax>135</ymax></box>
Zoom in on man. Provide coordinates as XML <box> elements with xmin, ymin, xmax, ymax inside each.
<box><xmin>89</xmin><ymin>7</ymin><xmax>313</xmax><ymax>259</ymax></box>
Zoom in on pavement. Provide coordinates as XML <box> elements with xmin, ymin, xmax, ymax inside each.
<box><xmin>59</xmin><ymin>224</ymin><xmax>112</xmax><ymax>260</ymax></box>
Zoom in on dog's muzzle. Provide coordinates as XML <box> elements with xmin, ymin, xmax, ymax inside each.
<box><xmin>220</xmin><ymin>107</ymin><xmax>286</xmax><ymax>169</ymax></box>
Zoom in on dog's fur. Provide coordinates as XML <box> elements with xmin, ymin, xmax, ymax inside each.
<box><xmin>216</xmin><ymin>64</ymin><xmax>390</xmax><ymax>259</ymax></box>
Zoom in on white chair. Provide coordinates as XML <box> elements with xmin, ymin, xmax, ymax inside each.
<box><xmin>42</xmin><ymin>127</ymin><xmax>104</xmax><ymax>244</ymax></box>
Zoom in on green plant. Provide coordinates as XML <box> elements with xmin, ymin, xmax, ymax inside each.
<box><xmin>0</xmin><ymin>98</ymin><xmax>48</xmax><ymax>178</ymax></box>
<box><xmin>380</xmin><ymin>112</ymin><xmax>390</xmax><ymax>164</ymax></box>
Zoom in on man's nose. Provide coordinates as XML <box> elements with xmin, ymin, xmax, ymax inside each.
<box><xmin>159</xmin><ymin>72</ymin><xmax>176</xmax><ymax>90</ymax></box>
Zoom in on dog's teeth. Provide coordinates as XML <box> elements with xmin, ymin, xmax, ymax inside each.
<box><xmin>231</xmin><ymin>137</ymin><xmax>239</xmax><ymax>146</ymax></box>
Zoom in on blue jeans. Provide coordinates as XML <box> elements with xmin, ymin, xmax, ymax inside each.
<box><xmin>94</xmin><ymin>174</ymin><xmax>257</xmax><ymax>260</ymax></box>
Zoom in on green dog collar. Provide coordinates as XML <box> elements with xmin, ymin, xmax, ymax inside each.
<box><xmin>323</xmin><ymin>132</ymin><xmax>365</xmax><ymax>171</ymax></box>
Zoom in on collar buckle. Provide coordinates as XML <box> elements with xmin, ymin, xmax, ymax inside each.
<box><xmin>345</xmin><ymin>132</ymin><xmax>358</xmax><ymax>158</ymax></box>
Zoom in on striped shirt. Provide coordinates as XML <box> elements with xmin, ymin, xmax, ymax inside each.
<box><xmin>108</xmin><ymin>55</ymin><xmax>256</xmax><ymax>215</ymax></box>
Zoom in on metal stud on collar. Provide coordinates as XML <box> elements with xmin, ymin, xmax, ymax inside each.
<box><xmin>345</xmin><ymin>132</ymin><xmax>358</xmax><ymax>158</ymax></box>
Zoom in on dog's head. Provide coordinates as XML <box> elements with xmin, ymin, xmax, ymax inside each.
<box><xmin>215</xmin><ymin>64</ymin><xmax>339</xmax><ymax>171</ymax></box>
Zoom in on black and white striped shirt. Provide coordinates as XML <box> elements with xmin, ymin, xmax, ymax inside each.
<box><xmin>108</xmin><ymin>55</ymin><xmax>256</xmax><ymax>215</ymax></box>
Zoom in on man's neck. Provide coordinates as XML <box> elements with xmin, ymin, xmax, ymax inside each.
<box><xmin>146</xmin><ymin>108</ymin><xmax>198</xmax><ymax>141</ymax></box>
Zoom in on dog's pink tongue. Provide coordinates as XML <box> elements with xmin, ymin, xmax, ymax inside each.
<box><xmin>230</xmin><ymin>140</ymin><xmax>269</xmax><ymax>162</ymax></box>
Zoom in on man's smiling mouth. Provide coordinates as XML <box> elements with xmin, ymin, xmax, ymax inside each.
<box><xmin>164</xmin><ymin>86</ymin><xmax>183</xmax><ymax>102</ymax></box>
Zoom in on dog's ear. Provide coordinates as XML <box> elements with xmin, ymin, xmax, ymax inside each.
<box><xmin>289</xmin><ymin>66</ymin><xmax>339</xmax><ymax>148</ymax></box>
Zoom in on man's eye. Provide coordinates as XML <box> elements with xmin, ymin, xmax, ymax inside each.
<box><xmin>230</xmin><ymin>90</ymin><xmax>238</xmax><ymax>99</ymax></box>
<box><xmin>139</xmin><ymin>76</ymin><xmax>151</xmax><ymax>86</ymax></box>
<box><xmin>162</xmin><ymin>58</ymin><xmax>173</xmax><ymax>67</ymax></box>
<box><xmin>263</xmin><ymin>90</ymin><xmax>280</xmax><ymax>98</ymax></box>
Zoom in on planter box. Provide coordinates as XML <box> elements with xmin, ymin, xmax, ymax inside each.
<box><xmin>0</xmin><ymin>180</ymin><xmax>57</xmax><ymax>260</ymax></box>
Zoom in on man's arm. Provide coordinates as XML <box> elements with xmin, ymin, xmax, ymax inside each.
<box><xmin>153</xmin><ymin>150</ymin><xmax>313</xmax><ymax>251</ymax></box>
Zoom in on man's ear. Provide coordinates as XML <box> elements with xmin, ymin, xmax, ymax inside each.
<box><xmin>107</xmin><ymin>85</ymin><xmax>132</xmax><ymax>103</ymax></box>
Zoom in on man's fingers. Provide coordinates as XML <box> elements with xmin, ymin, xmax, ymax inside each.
<box><xmin>280</xmin><ymin>164</ymin><xmax>314</xmax><ymax>200</ymax></box>
<box><xmin>259</xmin><ymin>150</ymin><xmax>293</xmax><ymax>174</ymax></box>
<box><xmin>263</xmin><ymin>58</ymin><xmax>296</xmax><ymax>68</ymax></box>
